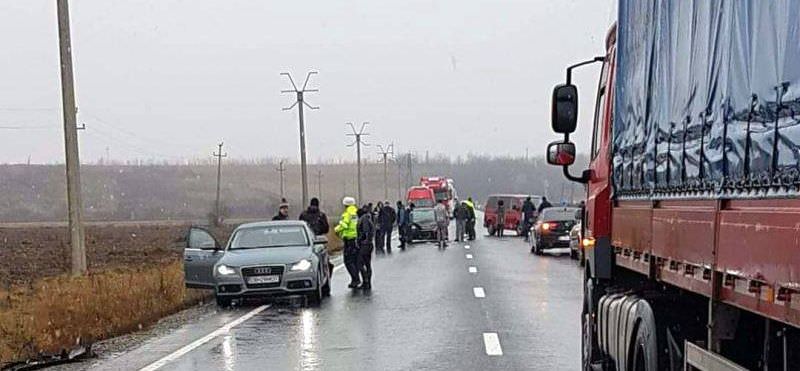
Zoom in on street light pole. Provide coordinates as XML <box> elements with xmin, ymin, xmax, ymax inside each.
<box><xmin>281</xmin><ymin>71</ymin><xmax>319</xmax><ymax>208</ymax></box>
<box><xmin>346</xmin><ymin>122</ymin><xmax>370</xmax><ymax>203</ymax></box>
<box><xmin>57</xmin><ymin>0</ymin><xmax>86</xmax><ymax>276</ymax></box>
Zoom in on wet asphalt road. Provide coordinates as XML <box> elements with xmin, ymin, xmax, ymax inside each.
<box><xmin>79</xmin><ymin>222</ymin><xmax>583</xmax><ymax>371</ymax></box>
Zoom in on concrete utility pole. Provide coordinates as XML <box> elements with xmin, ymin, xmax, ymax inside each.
<box><xmin>315</xmin><ymin>168</ymin><xmax>323</xmax><ymax>204</ymax></box>
<box><xmin>276</xmin><ymin>160</ymin><xmax>286</xmax><ymax>200</ymax></box>
<box><xmin>346</xmin><ymin>122</ymin><xmax>370</xmax><ymax>203</ymax></box>
<box><xmin>281</xmin><ymin>71</ymin><xmax>319</xmax><ymax>208</ymax></box>
<box><xmin>57</xmin><ymin>0</ymin><xmax>86</xmax><ymax>276</ymax></box>
<box><xmin>406</xmin><ymin>153</ymin><xmax>414</xmax><ymax>190</ymax></box>
<box><xmin>377</xmin><ymin>143</ymin><xmax>394</xmax><ymax>200</ymax></box>
<box><xmin>213</xmin><ymin>142</ymin><xmax>227</xmax><ymax>225</ymax></box>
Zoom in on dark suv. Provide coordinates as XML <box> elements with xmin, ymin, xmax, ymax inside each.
<box><xmin>530</xmin><ymin>207</ymin><xmax>580</xmax><ymax>255</ymax></box>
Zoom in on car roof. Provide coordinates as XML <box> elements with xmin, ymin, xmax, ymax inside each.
<box><xmin>486</xmin><ymin>194</ymin><xmax>540</xmax><ymax>198</ymax></box>
<box><xmin>236</xmin><ymin>220</ymin><xmax>308</xmax><ymax>229</ymax></box>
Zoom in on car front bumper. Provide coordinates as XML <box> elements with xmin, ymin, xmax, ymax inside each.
<box><xmin>214</xmin><ymin>265</ymin><xmax>320</xmax><ymax>298</ymax></box>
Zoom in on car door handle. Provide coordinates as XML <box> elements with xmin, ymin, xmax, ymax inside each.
<box><xmin>184</xmin><ymin>256</ymin><xmax>193</xmax><ymax>262</ymax></box>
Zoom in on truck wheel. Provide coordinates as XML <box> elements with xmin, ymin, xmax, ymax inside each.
<box><xmin>630</xmin><ymin>301</ymin><xmax>659</xmax><ymax>371</ymax></box>
<box><xmin>487</xmin><ymin>225</ymin><xmax>495</xmax><ymax>236</ymax></box>
<box><xmin>582</xmin><ymin>278</ymin><xmax>600</xmax><ymax>371</ymax></box>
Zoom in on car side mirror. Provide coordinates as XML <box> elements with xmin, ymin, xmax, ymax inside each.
<box><xmin>314</xmin><ymin>235</ymin><xmax>328</xmax><ymax>245</ymax></box>
<box><xmin>551</xmin><ymin>84</ymin><xmax>578</xmax><ymax>134</ymax></box>
<box><xmin>547</xmin><ymin>141</ymin><xmax>576</xmax><ymax>166</ymax></box>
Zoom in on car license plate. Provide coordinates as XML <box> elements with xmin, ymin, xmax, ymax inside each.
<box><xmin>558</xmin><ymin>235</ymin><xmax>570</xmax><ymax>241</ymax></box>
<box><xmin>247</xmin><ymin>275</ymin><xmax>280</xmax><ymax>284</ymax></box>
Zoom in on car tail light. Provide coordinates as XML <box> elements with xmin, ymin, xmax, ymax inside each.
<box><xmin>582</xmin><ymin>237</ymin><xmax>595</xmax><ymax>248</ymax></box>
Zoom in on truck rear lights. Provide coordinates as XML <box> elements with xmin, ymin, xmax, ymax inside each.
<box><xmin>581</xmin><ymin>237</ymin><xmax>595</xmax><ymax>248</ymax></box>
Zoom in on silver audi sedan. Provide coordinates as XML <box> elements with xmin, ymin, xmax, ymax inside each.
<box><xmin>183</xmin><ymin>220</ymin><xmax>332</xmax><ymax>307</ymax></box>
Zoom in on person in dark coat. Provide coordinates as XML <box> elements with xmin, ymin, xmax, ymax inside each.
<box><xmin>299</xmin><ymin>197</ymin><xmax>329</xmax><ymax>236</ymax></box>
<box><xmin>397</xmin><ymin>201</ymin><xmax>408</xmax><ymax>249</ymax></box>
<box><xmin>272</xmin><ymin>201</ymin><xmax>289</xmax><ymax>220</ymax></box>
<box><xmin>454</xmin><ymin>200</ymin><xmax>469</xmax><ymax>242</ymax></box>
<box><xmin>537</xmin><ymin>197</ymin><xmax>553</xmax><ymax>213</ymax></box>
<box><xmin>521</xmin><ymin>196</ymin><xmax>537</xmax><ymax>241</ymax></box>
<box><xmin>357</xmin><ymin>204</ymin><xmax>376</xmax><ymax>290</ymax></box>
<box><xmin>495</xmin><ymin>200</ymin><xmax>506</xmax><ymax>237</ymax></box>
<box><xmin>378</xmin><ymin>201</ymin><xmax>397</xmax><ymax>253</ymax></box>
<box><xmin>374</xmin><ymin>202</ymin><xmax>385</xmax><ymax>253</ymax></box>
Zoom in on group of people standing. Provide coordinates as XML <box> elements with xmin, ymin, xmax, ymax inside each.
<box><xmin>333</xmin><ymin>197</ymin><xmax>417</xmax><ymax>290</ymax></box>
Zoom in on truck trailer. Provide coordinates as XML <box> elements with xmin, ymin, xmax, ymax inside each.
<box><xmin>547</xmin><ymin>1</ymin><xmax>800</xmax><ymax>370</ymax></box>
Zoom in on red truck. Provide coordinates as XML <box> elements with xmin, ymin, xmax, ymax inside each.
<box><xmin>420</xmin><ymin>176</ymin><xmax>457</xmax><ymax>213</ymax></box>
<box><xmin>547</xmin><ymin>2</ymin><xmax>799</xmax><ymax>370</ymax></box>
<box><xmin>483</xmin><ymin>194</ymin><xmax>540</xmax><ymax>236</ymax></box>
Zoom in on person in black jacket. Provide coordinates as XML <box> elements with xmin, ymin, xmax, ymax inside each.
<box><xmin>537</xmin><ymin>197</ymin><xmax>553</xmax><ymax>213</ymax></box>
<box><xmin>272</xmin><ymin>201</ymin><xmax>289</xmax><ymax>220</ymax></box>
<box><xmin>378</xmin><ymin>201</ymin><xmax>397</xmax><ymax>253</ymax></box>
<box><xmin>299</xmin><ymin>198</ymin><xmax>329</xmax><ymax>236</ymax></box>
<box><xmin>521</xmin><ymin>196</ymin><xmax>536</xmax><ymax>241</ymax></box>
<box><xmin>357</xmin><ymin>204</ymin><xmax>375</xmax><ymax>290</ymax></box>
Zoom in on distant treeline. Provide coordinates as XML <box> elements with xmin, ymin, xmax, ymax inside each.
<box><xmin>0</xmin><ymin>155</ymin><xmax>586</xmax><ymax>223</ymax></box>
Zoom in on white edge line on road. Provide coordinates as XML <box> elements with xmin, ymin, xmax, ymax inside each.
<box><xmin>466</xmin><ymin>253</ymin><xmax>473</xmax><ymax>259</ymax></box>
<box><xmin>473</xmin><ymin>287</ymin><xmax>486</xmax><ymax>298</ymax></box>
<box><xmin>483</xmin><ymin>332</ymin><xmax>503</xmax><ymax>356</ymax></box>
<box><xmin>139</xmin><ymin>304</ymin><xmax>270</xmax><ymax>371</ymax></box>
<box><xmin>468</xmin><ymin>266</ymin><xmax>478</xmax><ymax>273</ymax></box>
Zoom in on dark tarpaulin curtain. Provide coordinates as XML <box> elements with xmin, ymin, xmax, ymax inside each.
<box><xmin>614</xmin><ymin>0</ymin><xmax>800</xmax><ymax>197</ymax></box>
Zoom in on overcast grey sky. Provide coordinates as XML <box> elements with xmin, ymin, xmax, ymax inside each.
<box><xmin>1</xmin><ymin>0</ymin><xmax>614</xmax><ymax>164</ymax></box>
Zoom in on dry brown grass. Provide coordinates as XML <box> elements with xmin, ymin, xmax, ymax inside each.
<box><xmin>0</xmin><ymin>260</ymin><xmax>209</xmax><ymax>366</ymax></box>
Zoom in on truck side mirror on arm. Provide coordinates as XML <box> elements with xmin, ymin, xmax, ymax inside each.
<box><xmin>551</xmin><ymin>84</ymin><xmax>578</xmax><ymax>134</ymax></box>
<box><xmin>546</xmin><ymin>141</ymin><xmax>576</xmax><ymax>166</ymax></box>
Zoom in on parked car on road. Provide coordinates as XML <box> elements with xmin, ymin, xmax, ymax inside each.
<box><xmin>183</xmin><ymin>220</ymin><xmax>332</xmax><ymax>307</ymax></box>
<box><xmin>407</xmin><ymin>207</ymin><xmax>438</xmax><ymax>243</ymax></box>
<box><xmin>483</xmin><ymin>194</ymin><xmax>541</xmax><ymax>236</ymax></box>
<box><xmin>530</xmin><ymin>206</ymin><xmax>579</xmax><ymax>255</ymax></box>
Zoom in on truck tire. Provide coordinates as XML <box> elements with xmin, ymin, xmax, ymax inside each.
<box><xmin>629</xmin><ymin>301</ymin><xmax>659</xmax><ymax>371</ymax></box>
<box><xmin>582</xmin><ymin>277</ymin><xmax>601</xmax><ymax>370</ymax></box>
<box><xmin>487</xmin><ymin>225</ymin><xmax>495</xmax><ymax>236</ymax></box>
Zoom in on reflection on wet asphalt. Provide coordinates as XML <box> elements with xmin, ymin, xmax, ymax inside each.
<box><xmin>85</xmin><ymin>226</ymin><xmax>582</xmax><ymax>371</ymax></box>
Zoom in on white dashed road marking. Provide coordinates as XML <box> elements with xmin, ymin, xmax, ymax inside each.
<box><xmin>466</xmin><ymin>254</ymin><xmax>473</xmax><ymax>259</ymax></box>
<box><xmin>464</xmin><ymin>245</ymin><xmax>470</xmax><ymax>249</ymax></box>
<box><xmin>473</xmin><ymin>287</ymin><xmax>486</xmax><ymax>298</ymax></box>
<box><xmin>483</xmin><ymin>332</ymin><xmax>503</xmax><ymax>356</ymax></box>
<box><xmin>139</xmin><ymin>304</ymin><xmax>270</xmax><ymax>371</ymax></box>
<box><xmin>468</xmin><ymin>266</ymin><xmax>478</xmax><ymax>273</ymax></box>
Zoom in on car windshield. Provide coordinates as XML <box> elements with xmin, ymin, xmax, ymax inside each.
<box><xmin>410</xmin><ymin>199</ymin><xmax>434</xmax><ymax>208</ymax></box>
<box><xmin>540</xmin><ymin>208</ymin><xmax>580</xmax><ymax>221</ymax></box>
<box><xmin>411</xmin><ymin>209</ymin><xmax>435</xmax><ymax>224</ymax></box>
<box><xmin>229</xmin><ymin>225</ymin><xmax>309</xmax><ymax>249</ymax></box>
